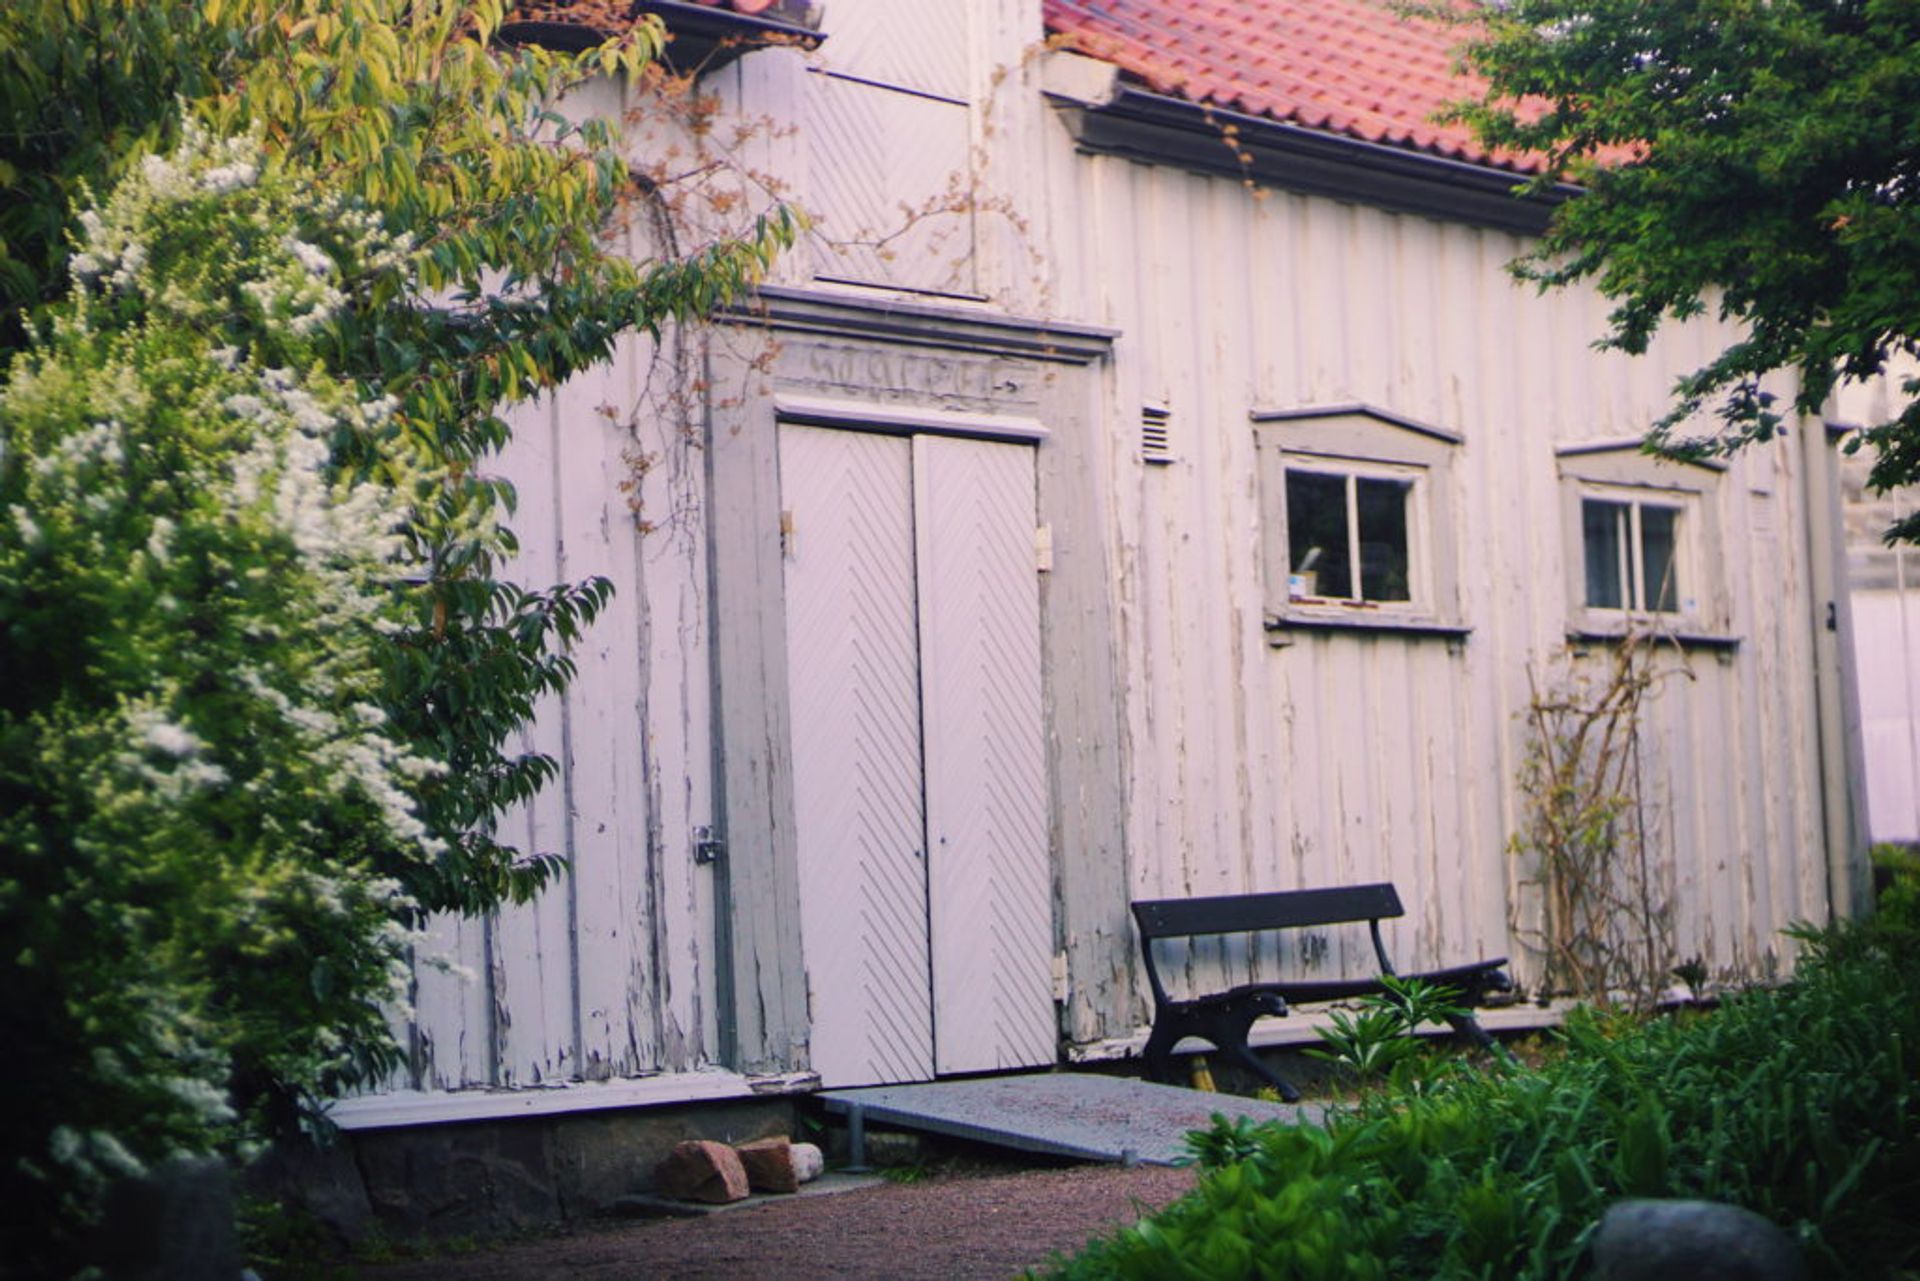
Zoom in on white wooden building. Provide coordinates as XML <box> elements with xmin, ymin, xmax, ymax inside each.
<box><xmin>330</xmin><ymin>0</ymin><xmax>1869</xmax><ymax>1131</ymax></box>
<box><xmin>1834</xmin><ymin>367</ymin><xmax>1920</xmax><ymax>845</ymax></box>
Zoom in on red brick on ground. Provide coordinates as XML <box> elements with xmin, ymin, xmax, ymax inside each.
<box><xmin>735</xmin><ymin>1136</ymin><xmax>799</xmax><ymax>1193</ymax></box>
<box><xmin>653</xmin><ymin>1140</ymin><xmax>750</xmax><ymax>1205</ymax></box>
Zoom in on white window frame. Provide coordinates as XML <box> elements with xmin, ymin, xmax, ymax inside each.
<box><xmin>1253</xmin><ymin>404</ymin><xmax>1466</xmax><ymax>641</ymax></box>
<box><xmin>1557</xmin><ymin>440</ymin><xmax>1732</xmax><ymax>644</ymax></box>
<box><xmin>1281</xmin><ymin>457</ymin><xmax>1431</xmax><ymax>607</ymax></box>
<box><xmin>1577</xmin><ymin>486</ymin><xmax>1690</xmax><ymax>614</ymax></box>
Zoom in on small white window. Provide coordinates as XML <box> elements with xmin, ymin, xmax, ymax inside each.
<box><xmin>1284</xmin><ymin>463</ymin><xmax>1420</xmax><ymax>605</ymax></box>
<box><xmin>1557</xmin><ymin>440</ymin><xmax>1731</xmax><ymax>643</ymax></box>
<box><xmin>1580</xmin><ymin>493</ymin><xmax>1683</xmax><ymax>613</ymax></box>
<box><xmin>1254</xmin><ymin>405</ymin><xmax>1465</xmax><ymax>639</ymax></box>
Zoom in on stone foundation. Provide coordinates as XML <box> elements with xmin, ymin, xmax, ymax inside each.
<box><xmin>252</xmin><ymin>1097</ymin><xmax>796</xmax><ymax>1246</ymax></box>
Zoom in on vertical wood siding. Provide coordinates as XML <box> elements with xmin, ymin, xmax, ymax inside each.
<box><xmin>1837</xmin><ymin>375</ymin><xmax>1920</xmax><ymax>845</ymax></box>
<box><xmin>376</xmin><ymin>6</ymin><xmax>1851</xmax><ymax>1098</ymax></box>
<box><xmin>395</xmin><ymin>326</ymin><xmax>727</xmax><ymax>1091</ymax></box>
<box><xmin>1854</xmin><ymin>585</ymin><xmax>1920</xmax><ymax>841</ymax></box>
<box><xmin>1045</xmin><ymin>144</ymin><xmax>1836</xmax><ymax>1039</ymax></box>
<box><xmin>389</xmin><ymin>79</ymin><xmax>727</xmax><ymax>1092</ymax></box>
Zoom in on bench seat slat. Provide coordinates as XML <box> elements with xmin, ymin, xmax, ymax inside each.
<box><xmin>1169</xmin><ymin>960</ymin><xmax>1510</xmax><ymax>1010</ymax></box>
<box><xmin>1132</xmin><ymin>883</ymin><xmax>1403</xmax><ymax>938</ymax></box>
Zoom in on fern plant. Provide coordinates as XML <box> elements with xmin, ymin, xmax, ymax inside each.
<box><xmin>1305</xmin><ymin>976</ymin><xmax>1468</xmax><ymax>1089</ymax></box>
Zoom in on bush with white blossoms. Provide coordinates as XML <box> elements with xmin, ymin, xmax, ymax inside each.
<box><xmin>0</xmin><ymin>127</ymin><xmax>446</xmax><ymax>1265</ymax></box>
<box><xmin>0</xmin><ymin>2</ymin><xmax>803</xmax><ymax>1269</ymax></box>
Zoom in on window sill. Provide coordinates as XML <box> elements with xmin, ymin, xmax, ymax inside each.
<box><xmin>1565</xmin><ymin>623</ymin><xmax>1741</xmax><ymax>652</ymax></box>
<box><xmin>1265</xmin><ymin>606</ymin><xmax>1470</xmax><ymax>645</ymax></box>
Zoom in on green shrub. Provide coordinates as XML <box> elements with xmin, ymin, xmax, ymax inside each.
<box><xmin>0</xmin><ymin>127</ymin><xmax>440</xmax><ymax>1277</ymax></box>
<box><xmin>1870</xmin><ymin>843</ymin><xmax>1920</xmax><ymax>948</ymax></box>
<box><xmin>1304</xmin><ymin>975</ymin><xmax>1471</xmax><ymax>1092</ymax></box>
<box><xmin>2</xmin><ymin>5</ymin><xmax>796</xmax><ymax>1273</ymax></box>
<box><xmin>1045</xmin><ymin>917</ymin><xmax>1920</xmax><ymax>1279</ymax></box>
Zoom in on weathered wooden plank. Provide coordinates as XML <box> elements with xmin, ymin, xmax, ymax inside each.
<box><xmin>625</xmin><ymin>325</ymin><xmax>719</xmax><ymax>1073</ymax></box>
<box><xmin>707</xmin><ymin>352</ymin><xmax>811</xmax><ymax>1075</ymax></box>
<box><xmin>490</xmin><ymin>392</ymin><xmax>578</xmax><ymax>1086</ymax></box>
<box><xmin>553</xmin><ymin>348</ymin><xmax>655</xmax><ymax>1080</ymax></box>
<box><xmin>1044</xmin><ymin>154</ymin><xmax>1138</xmax><ymax>1045</ymax></box>
<box><xmin>410</xmin><ymin>910</ymin><xmax>491</xmax><ymax>1090</ymax></box>
<box><xmin>1853</xmin><ymin>584</ymin><xmax>1920</xmax><ymax>841</ymax></box>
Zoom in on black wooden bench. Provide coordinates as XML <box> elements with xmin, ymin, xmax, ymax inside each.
<box><xmin>1131</xmin><ymin>883</ymin><xmax>1512</xmax><ymax>1101</ymax></box>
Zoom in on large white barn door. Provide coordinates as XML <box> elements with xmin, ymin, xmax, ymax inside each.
<box><xmin>780</xmin><ymin>425</ymin><xmax>1053</xmax><ymax>1087</ymax></box>
<box><xmin>913</xmin><ymin>436</ymin><xmax>1055</xmax><ymax>1074</ymax></box>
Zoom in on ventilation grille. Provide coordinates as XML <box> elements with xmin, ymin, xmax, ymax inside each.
<box><xmin>1141</xmin><ymin>405</ymin><xmax>1174</xmax><ymax>465</ymax></box>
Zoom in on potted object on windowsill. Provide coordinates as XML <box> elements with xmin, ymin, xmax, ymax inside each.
<box><xmin>1288</xmin><ymin>547</ymin><xmax>1321</xmax><ymax>601</ymax></box>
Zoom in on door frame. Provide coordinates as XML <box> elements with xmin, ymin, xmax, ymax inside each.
<box><xmin>700</xmin><ymin>295</ymin><xmax>1120</xmax><ymax>1078</ymax></box>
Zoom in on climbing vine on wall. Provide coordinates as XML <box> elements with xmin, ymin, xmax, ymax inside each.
<box><xmin>1511</xmin><ymin>632</ymin><xmax>1687</xmax><ymax>1007</ymax></box>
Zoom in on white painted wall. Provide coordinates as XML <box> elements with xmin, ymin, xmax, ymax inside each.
<box><xmin>1037</xmin><ymin>107</ymin><xmax>1841</xmax><ymax>1035</ymax></box>
<box><xmin>383</xmin><ymin>73</ymin><xmax>726</xmax><ymax>1092</ymax></box>
<box><xmin>1833</xmin><ymin>371</ymin><xmax>1920</xmax><ymax>847</ymax></box>
<box><xmin>371</xmin><ymin>4</ymin><xmax>1861</xmax><ymax>1104</ymax></box>
<box><xmin>1853</xmin><ymin>582</ymin><xmax>1920</xmax><ymax>842</ymax></box>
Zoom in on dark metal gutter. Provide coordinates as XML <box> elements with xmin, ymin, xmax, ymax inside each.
<box><xmin>503</xmin><ymin>1</ymin><xmax>823</xmax><ymax>72</ymax></box>
<box><xmin>1050</xmin><ymin>84</ymin><xmax>1578</xmax><ymax>236</ymax></box>
<box><xmin>632</xmin><ymin>0</ymin><xmax>823</xmax><ymax>66</ymax></box>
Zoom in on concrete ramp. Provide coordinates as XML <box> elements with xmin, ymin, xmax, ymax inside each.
<box><xmin>819</xmin><ymin>1071</ymin><xmax>1321</xmax><ymax>1167</ymax></box>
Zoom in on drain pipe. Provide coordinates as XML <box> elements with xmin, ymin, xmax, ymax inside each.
<box><xmin>1800</xmin><ymin>409</ymin><xmax>1870</xmax><ymax>922</ymax></box>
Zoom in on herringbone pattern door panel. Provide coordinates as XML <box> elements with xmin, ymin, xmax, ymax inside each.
<box><xmin>780</xmin><ymin>425</ymin><xmax>933</xmax><ymax>1086</ymax></box>
<box><xmin>913</xmin><ymin>436</ymin><xmax>1055</xmax><ymax>1074</ymax></box>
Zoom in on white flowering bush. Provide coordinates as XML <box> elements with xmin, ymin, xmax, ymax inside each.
<box><xmin>0</xmin><ymin>128</ymin><xmax>445</xmax><ymax>1269</ymax></box>
<box><xmin>1</xmin><ymin>4</ymin><xmax>796</xmax><ymax>1272</ymax></box>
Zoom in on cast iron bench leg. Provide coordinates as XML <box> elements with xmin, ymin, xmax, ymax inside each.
<box><xmin>1143</xmin><ymin>1017</ymin><xmax>1184</xmax><ymax>1086</ymax></box>
<box><xmin>1218</xmin><ymin>1037</ymin><xmax>1301</xmax><ymax>1103</ymax></box>
<box><xmin>1443</xmin><ymin>1007</ymin><xmax>1516</xmax><ymax>1065</ymax></box>
<box><xmin>1444</xmin><ymin>1010</ymin><xmax>1494</xmax><ymax>1050</ymax></box>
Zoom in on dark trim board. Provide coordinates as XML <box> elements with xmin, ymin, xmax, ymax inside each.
<box><xmin>1050</xmin><ymin>86</ymin><xmax>1576</xmax><ymax>236</ymax></box>
<box><xmin>718</xmin><ymin>284</ymin><xmax>1119</xmax><ymax>365</ymax></box>
<box><xmin>1253</xmin><ymin>403</ymin><xmax>1465</xmax><ymax>446</ymax></box>
<box><xmin>1266</xmin><ymin>611</ymin><xmax>1472</xmax><ymax>643</ymax></box>
<box><xmin>633</xmin><ymin>0</ymin><xmax>824</xmax><ymax>70</ymax></box>
<box><xmin>1567</xmin><ymin>627</ymin><xmax>1741</xmax><ymax>653</ymax></box>
<box><xmin>502</xmin><ymin>1</ymin><xmax>824</xmax><ymax>71</ymax></box>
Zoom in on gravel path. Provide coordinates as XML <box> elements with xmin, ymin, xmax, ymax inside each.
<box><xmin>355</xmin><ymin>1163</ymin><xmax>1195</xmax><ymax>1280</ymax></box>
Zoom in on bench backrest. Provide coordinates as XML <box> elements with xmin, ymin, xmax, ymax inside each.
<box><xmin>1131</xmin><ymin>883</ymin><xmax>1404</xmax><ymax>941</ymax></box>
<box><xmin>1130</xmin><ymin>883</ymin><xmax>1405</xmax><ymax>1007</ymax></box>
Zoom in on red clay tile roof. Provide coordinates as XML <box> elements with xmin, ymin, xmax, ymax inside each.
<box><xmin>1043</xmin><ymin>0</ymin><xmax>1541</xmax><ymax>175</ymax></box>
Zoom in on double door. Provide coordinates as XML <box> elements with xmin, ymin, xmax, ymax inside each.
<box><xmin>779</xmin><ymin>424</ymin><xmax>1054</xmax><ymax>1087</ymax></box>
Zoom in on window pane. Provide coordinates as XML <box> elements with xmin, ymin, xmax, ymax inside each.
<box><xmin>1286</xmin><ymin>470</ymin><xmax>1350</xmax><ymax>598</ymax></box>
<box><xmin>1355</xmin><ymin>476</ymin><xmax>1412</xmax><ymax>602</ymax></box>
<box><xmin>1583</xmin><ymin>499</ymin><xmax>1627</xmax><ymax>609</ymax></box>
<box><xmin>1641</xmin><ymin>504</ymin><xmax>1680</xmax><ymax>613</ymax></box>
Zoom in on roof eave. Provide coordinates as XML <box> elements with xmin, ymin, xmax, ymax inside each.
<box><xmin>1049</xmin><ymin>82</ymin><xmax>1579</xmax><ymax>237</ymax></box>
<box><xmin>502</xmin><ymin>1</ymin><xmax>824</xmax><ymax>73</ymax></box>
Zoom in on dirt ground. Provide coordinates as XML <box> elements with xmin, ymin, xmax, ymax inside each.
<box><xmin>354</xmin><ymin>1161</ymin><xmax>1195</xmax><ymax>1280</ymax></box>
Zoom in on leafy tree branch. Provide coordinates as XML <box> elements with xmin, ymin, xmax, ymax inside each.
<box><xmin>1409</xmin><ymin>0</ymin><xmax>1920</xmax><ymax>539</ymax></box>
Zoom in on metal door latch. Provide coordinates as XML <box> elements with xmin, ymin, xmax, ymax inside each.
<box><xmin>693</xmin><ymin>826</ymin><xmax>724</xmax><ymax>865</ymax></box>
